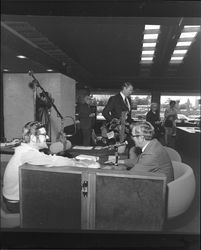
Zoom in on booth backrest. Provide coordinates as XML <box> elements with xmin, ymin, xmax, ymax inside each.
<box><xmin>167</xmin><ymin>161</ymin><xmax>196</xmax><ymax>219</ymax></box>
<box><xmin>164</xmin><ymin>146</ymin><xmax>182</xmax><ymax>162</ymax></box>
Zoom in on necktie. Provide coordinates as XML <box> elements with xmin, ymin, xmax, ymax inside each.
<box><xmin>125</xmin><ymin>98</ymin><xmax>130</xmax><ymax>110</ymax></box>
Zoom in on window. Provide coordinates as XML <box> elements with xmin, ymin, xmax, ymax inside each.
<box><xmin>160</xmin><ymin>94</ymin><xmax>201</xmax><ymax>124</ymax></box>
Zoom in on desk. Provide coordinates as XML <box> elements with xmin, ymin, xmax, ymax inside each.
<box><xmin>176</xmin><ymin>127</ymin><xmax>200</xmax><ymax>159</ymax></box>
<box><xmin>20</xmin><ymin>164</ymin><xmax>167</xmax><ymax>231</ymax></box>
<box><xmin>69</xmin><ymin>146</ymin><xmax>116</xmax><ymax>164</ymax></box>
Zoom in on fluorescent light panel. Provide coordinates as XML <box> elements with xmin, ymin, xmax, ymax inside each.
<box><xmin>141</xmin><ymin>57</ymin><xmax>153</xmax><ymax>60</ymax></box>
<box><xmin>173</xmin><ymin>50</ymin><xmax>188</xmax><ymax>55</ymax></box>
<box><xmin>142</xmin><ymin>50</ymin><xmax>155</xmax><ymax>55</ymax></box>
<box><xmin>169</xmin><ymin>25</ymin><xmax>200</xmax><ymax>65</ymax></box>
<box><xmin>142</xmin><ymin>43</ymin><xmax>157</xmax><ymax>47</ymax></box>
<box><xmin>145</xmin><ymin>25</ymin><xmax>160</xmax><ymax>30</ymax></box>
<box><xmin>144</xmin><ymin>34</ymin><xmax>159</xmax><ymax>39</ymax></box>
<box><xmin>176</xmin><ymin>41</ymin><xmax>192</xmax><ymax>47</ymax></box>
<box><xmin>171</xmin><ymin>57</ymin><xmax>184</xmax><ymax>60</ymax></box>
<box><xmin>170</xmin><ymin>60</ymin><xmax>183</xmax><ymax>64</ymax></box>
<box><xmin>140</xmin><ymin>25</ymin><xmax>160</xmax><ymax>65</ymax></box>
<box><xmin>180</xmin><ymin>32</ymin><xmax>197</xmax><ymax>38</ymax></box>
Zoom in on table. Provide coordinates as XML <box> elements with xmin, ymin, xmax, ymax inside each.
<box><xmin>176</xmin><ymin>127</ymin><xmax>200</xmax><ymax>159</ymax></box>
<box><xmin>19</xmin><ymin>163</ymin><xmax>167</xmax><ymax>231</ymax></box>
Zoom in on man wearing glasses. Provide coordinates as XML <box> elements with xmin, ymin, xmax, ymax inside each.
<box><xmin>2</xmin><ymin>121</ymin><xmax>97</xmax><ymax>213</ymax></box>
<box><xmin>119</xmin><ymin>121</ymin><xmax>174</xmax><ymax>183</ymax></box>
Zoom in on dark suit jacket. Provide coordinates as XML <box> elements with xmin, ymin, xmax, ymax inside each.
<box><xmin>124</xmin><ymin>139</ymin><xmax>174</xmax><ymax>183</ymax></box>
<box><xmin>102</xmin><ymin>93</ymin><xmax>132</xmax><ymax>123</ymax></box>
<box><xmin>77</xmin><ymin>103</ymin><xmax>93</xmax><ymax>129</ymax></box>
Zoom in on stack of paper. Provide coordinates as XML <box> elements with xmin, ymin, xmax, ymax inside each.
<box><xmin>75</xmin><ymin>154</ymin><xmax>99</xmax><ymax>161</ymax></box>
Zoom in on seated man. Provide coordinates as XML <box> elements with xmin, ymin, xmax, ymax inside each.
<box><xmin>118</xmin><ymin>121</ymin><xmax>174</xmax><ymax>183</ymax></box>
<box><xmin>2</xmin><ymin>121</ymin><xmax>98</xmax><ymax>213</ymax></box>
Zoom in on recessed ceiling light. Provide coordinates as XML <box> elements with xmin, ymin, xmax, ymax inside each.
<box><xmin>16</xmin><ymin>55</ymin><xmax>27</xmax><ymax>59</ymax></box>
<box><xmin>46</xmin><ymin>69</ymin><xmax>53</xmax><ymax>72</ymax></box>
<box><xmin>3</xmin><ymin>69</ymin><xmax>9</xmax><ymax>72</ymax></box>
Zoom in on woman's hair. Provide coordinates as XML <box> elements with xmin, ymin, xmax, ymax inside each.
<box><xmin>132</xmin><ymin>121</ymin><xmax>155</xmax><ymax>140</ymax></box>
<box><xmin>22</xmin><ymin>121</ymin><xmax>45</xmax><ymax>142</ymax></box>
<box><xmin>169</xmin><ymin>100</ymin><xmax>176</xmax><ymax>106</ymax></box>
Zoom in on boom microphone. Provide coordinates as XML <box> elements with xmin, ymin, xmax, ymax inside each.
<box><xmin>28</xmin><ymin>70</ymin><xmax>34</xmax><ymax>76</ymax></box>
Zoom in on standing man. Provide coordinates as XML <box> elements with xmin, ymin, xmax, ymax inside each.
<box><xmin>102</xmin><ymin>82</ymin><xmax>134</xmax><ymax>123</ymax></box>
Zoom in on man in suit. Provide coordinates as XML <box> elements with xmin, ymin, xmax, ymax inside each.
<box><xmin>102</xmin><ymin>82</ymin><xmax>134</xmax><ymax>123</ymax></box>
<box><xmin>119</xmin><ymin>121</ymin><xmax>174</xmax><ymax>183</ymax></box>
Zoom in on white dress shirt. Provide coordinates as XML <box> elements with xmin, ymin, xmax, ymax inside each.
<box><xmin>3</xmin><ymin>143</ymin><xmax>76</xmax><ymax>201</ymax></box>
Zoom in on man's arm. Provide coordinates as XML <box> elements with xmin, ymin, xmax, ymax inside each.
<box><xmin>102</xmin><ymin>96</ymin><xmax>114</xmax><ymax>122</ymax></box>
<box><xmin>22</xmin><ymin>150</ymin><xmax>89</xmax><ymax>168</ymax></box>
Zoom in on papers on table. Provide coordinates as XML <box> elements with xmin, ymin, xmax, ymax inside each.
<box><xmin>75</xmin><ymin>154</ymin><xmax>100</xmax><ymax>168</ymax></box>
<box><xmin>73</xmin><ymin>146</ymin><xmax>93</xmax><ymax>150</ymax></box>
<box><xmin>75</xmin><ymin>154</ymin><xmax>99</xmax><ymax>162</ymax></box>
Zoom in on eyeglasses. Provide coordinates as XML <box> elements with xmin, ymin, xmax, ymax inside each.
<box><xmin>132</xmin><ymin>134</ymin><xmax>144</xmax><ymax>138</ymax></box>
<box><xmin>38</xmin><ymin>133</ymin><xmax>49</xmax><ymax>138</ymax></box>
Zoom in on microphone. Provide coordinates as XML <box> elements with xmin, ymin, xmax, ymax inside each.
<box><xmin>28</xmin><ymin>70</ymin><xmax>34</xmax><ymax>76</ymax></box>
<box><xmin>109</xmin><ymin>141</ymin><xmax>128</xmax><ymax>154</ymax></box>
<box><xmin>50</xmin><ymin>140</ymin><xmax>72</xmax><ymax>154</ymax></box>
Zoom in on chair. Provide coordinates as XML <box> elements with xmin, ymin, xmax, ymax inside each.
<box><xmin>164</xmin><ymin>146</ymin><xmax>182</xmax><ymax>162</ymax></box>
<box><xmin>167</xmin><ymin>161</ymin><xmax>196</xmax><ymax>219</ymax></box>
<box><xmin>1</xmin><ymin>194</ymin><xmax>20</xmax><ymax>228</ymax></box>
<box><xmin>1</xmin><ymin>161</ymin><xmax>20</xmax><ymax>228</ymax></box>
<box><xmin>1</xmin><ymin>207</ymin><xmax>20</xmax><ymax>228</ymax></box>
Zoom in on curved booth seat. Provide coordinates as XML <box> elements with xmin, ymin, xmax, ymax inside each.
<box><xmin>163</xmin><ymin>146</ymin><xmax>182</xmax><ymax>162</ymax></box>
<box><xmin>167</xmin><ymin>161</ymin><xmax>196</xmax><ymax>219</ymax></box>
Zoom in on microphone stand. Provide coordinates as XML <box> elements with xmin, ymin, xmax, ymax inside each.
<box><xmin>29</xmin><ymin>71</ymin><xmax>76</xmax><ymax>144</ymax></box>
<box><xmin>29</xmin><ymin>71</ymin><xmax>67</xmax><ymax>145</ymax></box>
<box><xmin>29</xmin><ymin>72</ymin><xmax>64</xmax><ymax>121</ymax></box>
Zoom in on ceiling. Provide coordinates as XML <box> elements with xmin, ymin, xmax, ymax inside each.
<box><xmin>1</xmin><ymin>1</ymin><xmax>201</xmax><ymax>92</ymax></box>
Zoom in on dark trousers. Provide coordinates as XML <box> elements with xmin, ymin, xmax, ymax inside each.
<box><xmin>3</xmin><ymin>196</ymin><xmax>20</xmax><ymax>213</ymax></box>
<box><xmin>81</xmin><ymin>128</ymin><xmax>92</xmax><ymax>146</ymax></box>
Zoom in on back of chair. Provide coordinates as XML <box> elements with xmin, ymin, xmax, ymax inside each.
<box><xmin>164</xmin><ymin>146</ymin><xmax>182</xmax><ymax>162</ymax></box>
<box><xmin>167</xmin><ymin>161</ymin><xmax>196</xmax><ymax>219</ymax></box>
